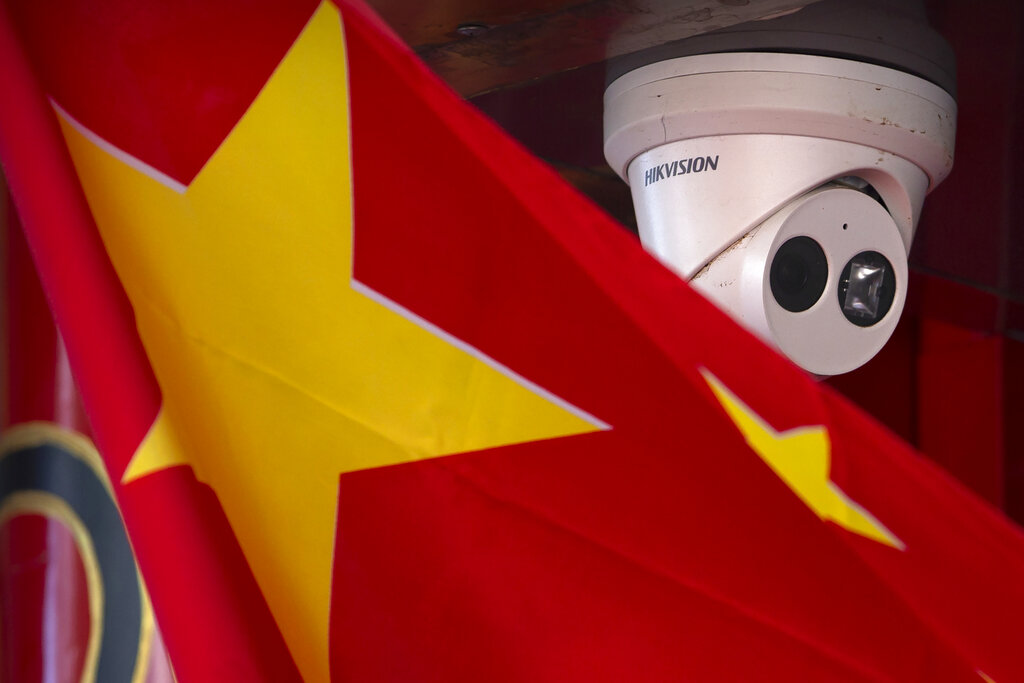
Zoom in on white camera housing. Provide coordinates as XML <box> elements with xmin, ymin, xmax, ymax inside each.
<box><xmin>604</xmin><ymin>52</ymin><xmax>957</xmax><ymax>375</ymax></box>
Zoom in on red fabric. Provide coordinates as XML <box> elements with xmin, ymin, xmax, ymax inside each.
<box><xmin>5</xmin><ymin>0</ymin><xmax>319</xmax><ymax>186</ymax></box>
<box><xmin>2</xmin><ymin>204</ymin><xmax>58</xmax><ymax>427</ymax></box>
<box><xmin>0</xmin><ymin>515</ymin><xmax>91</xmax><ymax>682</ymax></box>
<box><xmin>0</xmin><ymin>1</ymin><xmax>157</xmax><ymax>475</ymax></box>
<box><xmin>118</xmin><ymin>469</ymin><xmax>303</xmax><ymax>682</ymax></box>
<box><xmin>0</xmin><ymin>3</ymin><xmax>300</xmax><ymax>681</ymax></box>
<box><xmin>338</xmin><ymin>3</ymin><xmax>1024</xmax><ymax>679</ymax></box>
<box><xmin>2</xmin><ymin>0</ymin><xmax>1024</xmax><ymax>681</ymax></box>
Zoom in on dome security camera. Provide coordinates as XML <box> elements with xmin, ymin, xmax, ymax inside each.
<box><xmin>602</xmin><ymin>4</ymin><xmax>957</xmax><ymax>376</ymax></box>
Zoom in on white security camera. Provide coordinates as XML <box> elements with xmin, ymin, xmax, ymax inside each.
<box><xmin>603</xmin><ymin>5</ymin><xmax>957</xmax><ymax>376</ymax></box>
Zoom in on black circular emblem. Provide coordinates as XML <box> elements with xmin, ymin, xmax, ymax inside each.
<box><xmin>0</xmin><ymin>424</ymin><xmax>147</xmax><ymax>682</ymax></box>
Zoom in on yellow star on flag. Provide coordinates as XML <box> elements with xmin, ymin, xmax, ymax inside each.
<box><xmin>55</xmin><ymin>3</ymin><xmax>606</xmax><ymax>681</ymax></box>
<box><xmin>701</xmin><ymin>369</ymin><xmax>903</xmax><ymax>550</ymax></box>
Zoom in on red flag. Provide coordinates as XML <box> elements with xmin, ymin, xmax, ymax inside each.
<box><xmin>1</xmin><ymin>197</ymin><xmax>176</xmax><ymax>682</ymax></box>
<box><xmin>1</xmin><ymin>1</ymin><xmax>1023</xmax><ymax>682</ymax></box>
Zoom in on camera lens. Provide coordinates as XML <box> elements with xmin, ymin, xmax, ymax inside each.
<box><xmin>770</xmin><ymin>236</ymin><xmax>828</xmax><ymax>312</ymax></box>
<box><xmin>838</xmin><ymin>251</ymin><xmax>895</xmax><ymax>327</ymax></box>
